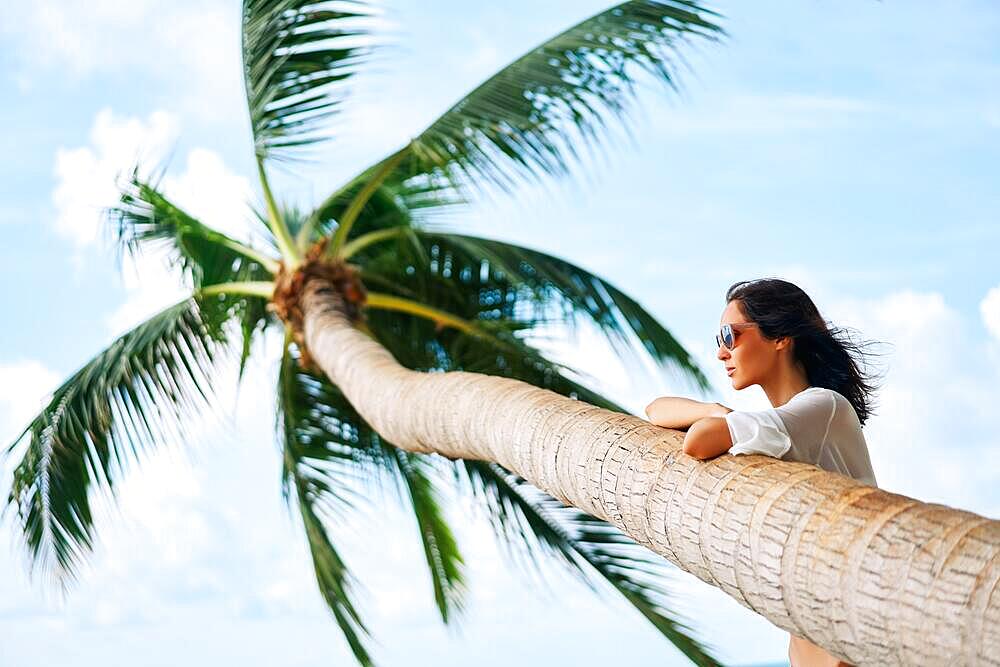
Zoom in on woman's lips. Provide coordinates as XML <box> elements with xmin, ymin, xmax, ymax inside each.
<box><xmin>726</xmin><ymin>367</ymin><xmax>736</xmax><ymax>376</ymax></box>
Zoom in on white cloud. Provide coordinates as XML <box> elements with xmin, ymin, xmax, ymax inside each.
<box><xmin>105</xmin><ymin>250</ymin><xmax>189</xmax><ymax>338</ymax></box>
<box><xmin>53</xmin><ymin>108</ymin><xmax>179</xmax><ymax>248</ymax></box>
<box><xmin>6</xmin><ymin>122</ymin><xmax>276</xmax><ymax>633</ymax></box>
<box><xmin>162</xmin><ymin>148</ymin><xmax>255</xmax><ymax>242</ymax></box>
<box><xmin>458</xmin><ymin>28</ymin><xmax>504</xmax><ymax>76</ymax></box>
<box><xmin>50</xmin><ymin>108</ymin><xmax>258</xmax><ymax>336</ymax></box>
<box><xmin>6</xmin><ymin>1</ymin><xmax>245</xmax><ymax>124</ymax></box>
<box><xmin>15</xmin><ymin>0</ymin><xmax>157</xmax><ymax>75</ymax></box>
<box><xmin>0</xmin><ymin>360</ymin><xmax>62</xmax><ymax>444</ymax></box>
<box><xmin>980</xmin><ymin>284</ymin><xmax>1000</xmax><ymax>341</ymax></box>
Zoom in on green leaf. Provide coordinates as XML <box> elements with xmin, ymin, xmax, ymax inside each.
<box><xmin>280</xmin><ymin>338</ymin><xmax>468</xmax><ymax>629</ymax></box>
<box><xmin>363</xmin><ymin>307</ymin><xmax>616</xmax><ymax>413</ymax></box>
<box><xmin>454</xmin><ymin>461</ymin><xmax>722</xmax><ymax>667</ymax></box>
<box><xmin>303</xmin><ymin>171</ymin><xmax>464</xmax><ymax>250</ymax></box>
<box><xmin>278</xmin><ymin>344</ymin><xmax>395</xmax><ymax>486</ymax></box>
<box><xmin>342</xmin><ymin>0</ymin><xmax>725</xmax><ymax>202</ymax></box>
<box><xmin>278</xmin><ymin>343</ymin><xmax>377</xmax><ymax>667</ymax></box>
<box><xmin>358</xmin><ymin>229</ymin><xmax>711</xmax><ymax>394</ymax></box>
<box><xmin>278</xmin><ymin>341</ymin><xmax>470</xmax><ymax>655</ymax></box>
<box><xmin>111</xmin><ymin>168</ymin><xmax>277</xmax><ymax>282</ymax></box>
<box><xmin>4</xmin><ymin>299</ymin><xmax>223</xmax><ymax>582</ymax></box>
<box><xmin>110</xmin><ymin>173</ymin><xmax>277</xmax><ymax>378</ymax></box>
<box><xmin>242</xmin><ymin>0</ymin><xmax>377</xmax><ymax>162</ymax></box>
<box><xmin>386</xmin><ymin>448</ymin><xmax>466</xmax><ymax>626</ymax></box>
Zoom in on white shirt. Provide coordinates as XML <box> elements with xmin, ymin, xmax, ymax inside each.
<box><xmin>725</xmin><ymin>386</ymin><xmax>878</xmax><ymax>487</ymax></box>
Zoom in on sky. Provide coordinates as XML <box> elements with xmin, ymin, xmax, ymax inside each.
<box><xmin>1</xmin><ymin>0</ymin><xmax>999</xmax><ymax>665</ymax></box>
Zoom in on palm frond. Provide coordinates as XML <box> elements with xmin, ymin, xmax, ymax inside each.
<box><xmin>454</xmin><ymin>461</ymin><xmax>721</xmax><ymax>666</ymax></box>
<box><xmin>302</xmin><ymin>171</ymin><xmax>463</xmax><ymax>249</ymax></box>
<box><xmin>442</xmin><ymin>232</ymin><xmax>708</xmax><ymax>391</ymax></box>
<box><xmin>361</xmin><ymin>294</ymin><xmax>623</xmax><ymax>422</ymax></box>
<box><xmin>279</xmin><ymin>342</ymin><xmax>467</xmax><ymax>647</ymax></box>
<box><xmin>110</xmin><ymin>173</ymin><xmax>277</xmax><ymax>377</ymax></box>
<box><xmin>332</xmin><ymin>0</ymin><xmax>724</xmax><ymax>207</ymax></box>
<box><xmin>385</xmin><ymin>448</ymin><xmax>466</xmax><ymax>625</ymax></box>
<box><xmin>111</xmin><ymin>168</ymin><xmax>278</xmax><ymax>279</ymax></box>
<box><xmin>242</xmin><ymin>0</ymin><xmax>377</xmax><ymax>162</ymax></box>
<box><xmin>279</xmin><ymin>341</ymin><xmax>396</xmax><ymax>504</ymax></box>
<box><xmin>278</xmin><ymin>342</ymin><xmax>378</xmax><ymax>667</ymax></box>
<box><xmin>357</xmin><ymin>229</ymin><xmax>711</xmax><ymax>393</ymax></box>
<box><xmin>4</xmin><ymin>299</ymin><xmax>224</xmax><ymax>582</ymax></box>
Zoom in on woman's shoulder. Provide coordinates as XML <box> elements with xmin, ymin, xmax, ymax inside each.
<box><xmin>789</xmin><ymin>386</ymin><xmax>838</xmax><ymax>407</ymax></box>
<box><xmin>797</xmin><ymin>387</ymin><xmax>861</xmax><ymax>425</ymax></box>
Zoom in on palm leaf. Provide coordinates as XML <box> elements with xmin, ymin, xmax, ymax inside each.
<box><xmin>111</xmin><ymin>168</ymin><xmax>277</xmax><ymax>282</ymax></box>
<box><xmin>279</xmin><ymin>343</ymin><xmax>468</xmax><ymax>650</ymax></box>
<box><xmin>385</xmin><ymin>448</ymin><xmax>467</xmax><ymax>625</ymax></box>
<box><xmin>110</xmin><ymin>173</ymin><xmax>277</xmax><ymax>377</ymax></box>
<box><xmin>4</xmin><ymin>299</ymin><xmax>223</xmax><ymax>581</ymax></box>
<box><xmin>357</xmin><ymin>229</ymin><xmax>711</xmax><ymax>393</ymax></box>
<box><xmin>278</xmin><ymin>343</ymin><xmax>376</xmax><ymax>666</ymax></box>
<box><xmin>425</xmin><ymin>232</ymin><xmax>710</xmax><ymax>392</ymax></box>
<box><xmin>364</xmin><ymin>306</ymin><xmax>614</xmax><ymax>410</ymax></box>
<box><xmin>328</xmin><ymin>0</ymin><xmax>724</xmax><ymax>210</ymax></box>
<box><xmin>242</xmin><ymin>0</ymin><xmax>377</xmax><ymax>162</ymax></box>
<box><xmin>455</xmin><ymin>461</ymin><xmax>721</xmax><ymax>667</ymax></box>
<box><xmin>302</xmin><ymin>171</ymin><xmax>464</xmax><ymax>249</ymax></box>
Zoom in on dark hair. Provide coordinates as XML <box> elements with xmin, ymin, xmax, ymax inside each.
<box><xmin>725</xmin><ymin>278</ymin><xmax>888</xmax><ymax>425</ymax></box>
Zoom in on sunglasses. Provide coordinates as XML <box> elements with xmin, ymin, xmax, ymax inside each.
<box><xmin>715</xmin><ymin>322</ymin><xmax>759</xmax><ymax>350</ymax></box>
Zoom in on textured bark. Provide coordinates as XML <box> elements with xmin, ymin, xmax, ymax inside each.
<box><xmin>302</xmin><ymin>280</ymin><xmax>1000</xmax><ymax>666</ymax></box>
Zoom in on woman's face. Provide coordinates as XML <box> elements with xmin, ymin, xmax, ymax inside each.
<box><xmin>717</xmin><ymin>300</ymin><xmax>777</xmax><ymax>389</ymax></box>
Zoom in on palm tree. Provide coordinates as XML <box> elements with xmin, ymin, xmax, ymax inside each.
<box><xmin>9</xmin><ymin>3</ymin><xmax>1000</xmax><ymax>664</ymax></box>
<box><xmin>5</xmin><ymin>2</ymin><xmax>730</xmax><ymax>665</ymax></box>
<box><xmin>298</xmin><ymin>278</ymin><xmax>1000</xmax><ymax>667</ymax></box>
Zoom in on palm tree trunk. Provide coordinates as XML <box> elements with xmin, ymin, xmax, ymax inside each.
<box><xmin>302</xmin><ymin>279</ymin><xmax>1000</xmax><ymax>666</ymax></box>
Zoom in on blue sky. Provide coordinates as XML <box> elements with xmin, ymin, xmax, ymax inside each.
<box><xmin>1</xmin><ymin>1</ymin><xmax>999</xmax><ymax>665</ymax></box>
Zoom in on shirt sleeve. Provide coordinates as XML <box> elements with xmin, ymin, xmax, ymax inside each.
<box><xmin>726</xmin><ymin>388</ymin><xmax>837</xmax><ymax>462</ymax></box>
<box><xmin>725</xmin><ymin>407</ymin><xmax>792</xmax><ymax>458</ymax></box>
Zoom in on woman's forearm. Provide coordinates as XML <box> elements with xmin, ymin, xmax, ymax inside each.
<box><xmin>644</xmin><ymin>397</ymin><xmax>732</xmax><ymax>430</ymax></box>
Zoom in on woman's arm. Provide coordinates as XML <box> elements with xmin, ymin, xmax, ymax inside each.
<box><xmin>682</xmin><ymin>417</ymin><xmax>734</xmax><ymax>459</ymax></box>
<box><xmin>644</xmin><ymin>397</ymin><xmax>732</xmax><ymax>430</ymax></box>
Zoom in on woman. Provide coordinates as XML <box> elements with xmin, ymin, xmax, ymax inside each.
<box><xmin>644</xmin><ymin>278</ymin><xmax>884</xmax><ymax>667</ymax></box>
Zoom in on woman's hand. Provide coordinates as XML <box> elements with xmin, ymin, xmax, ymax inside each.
<box><xmin>644</xmin><ymin>397</ymin><xmax>732</xmax><ymax>430</ymax></box>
